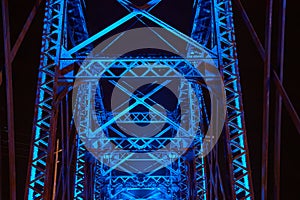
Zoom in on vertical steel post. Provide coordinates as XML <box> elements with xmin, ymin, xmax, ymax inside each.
<box><xmin>24</xmin><ymin>0</ymin><xmax>65</xmax><ymax>198</ymax></box>
<box><xmin>1</xmin><ymin>0</ymin><xmax>17</xmax><ymax>199</ymax></box>
<box><xmin>0</xmin><ymin>67</ymin><xmax>2</xmax><ymax>199</ymax></box>
<box><xmin>0</xmin><ymin>125</ymin><xmax>2</xmax><ymax>199</ymax></box>
<box><xmin>212</xmin><ymin>0</ymin><xmax>254</xmax><ymax>198</ymax></box>
<box><xmin>274</xmin><ymin>0</ymin><xmax>286</xmax><ymax>199</ymax></box>
<box><xmin>262</xmin><ymin>0</ymin><xmax>273</xmax><ymax>199</ymax></box>
<box><xmin>52</xmin><ymin>139</ymin><xmax>60</xmax><ymax>200</ymax></box>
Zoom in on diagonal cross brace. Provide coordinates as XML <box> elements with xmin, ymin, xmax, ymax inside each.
<box><xmin>117</xmin><ymin>0</ymin><xmax>162</xmax><ymax>11</ymax></box>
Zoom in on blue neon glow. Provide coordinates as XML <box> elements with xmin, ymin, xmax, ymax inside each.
<box><xmin>27</xmin><ymin>0</ymin><xmax>253</xmax><ymax>199</ymax></box>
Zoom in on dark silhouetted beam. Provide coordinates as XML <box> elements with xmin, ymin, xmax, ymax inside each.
<box><xmin>233</xmin><ymin>0</ymin><xmax>300</xmax><ymax>134</ymax></box>
<box><xmin>2</xmin><ymin>0</ymin><xmax>16</xmax><ymax>199</ymax></box>
<box><xmin>274</xmin><ymin>0</ymin><xmax>286</xmax><ymax>199</ymax></box>
<box><xmin>261</xmin><ymin>0</ymin><xmax>273</xmax><ymax>198</ymax></box>
<box><xmin>10</xmin><ymin>0</ymin><xmax>43</xmax><ymax>61</ymax></box>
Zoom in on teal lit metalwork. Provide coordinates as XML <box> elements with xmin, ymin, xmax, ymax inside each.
<box><xmin>25</xmin><ymin>0</ymin><xmax>254</xmax><ymax>199</ymax></box>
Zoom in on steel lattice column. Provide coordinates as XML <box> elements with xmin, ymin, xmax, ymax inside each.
<box><xmin>212</xmin><ymin>0</ymin><xmax>254</xmax><ymax>198</ymax></box>
<box><xmin>25</xmin><ymin>0</ymin><xmax>65</xmax><ymax>198</ymax></box>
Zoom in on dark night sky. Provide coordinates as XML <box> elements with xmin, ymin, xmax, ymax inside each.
<box><xmin>1</xmin><ymin>0</ymin><xmax>300</xmax><ymax>199</ymax></box>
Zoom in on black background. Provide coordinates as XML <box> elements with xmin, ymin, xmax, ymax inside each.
<box><xmin>0</xmin><ymin>0</ymin><xmax>299</xmax><ymax>199</ymax></box>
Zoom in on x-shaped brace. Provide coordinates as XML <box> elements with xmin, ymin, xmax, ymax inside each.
<box><xmin>117</xmin><ymin>0</ymin><xmax>162</xmax><ymax>12</ymax></box>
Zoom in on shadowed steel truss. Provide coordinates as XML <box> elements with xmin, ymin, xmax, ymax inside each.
<box><xmin>24</xmin><ymin>0</ymin><xmax>254</xmax><ymax>199</ymax></box>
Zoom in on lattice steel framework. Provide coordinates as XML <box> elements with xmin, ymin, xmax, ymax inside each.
<box><xmin>25</xmin><ymin>0</ymin><xmax>254</xmax><ymax>199</ymax></box>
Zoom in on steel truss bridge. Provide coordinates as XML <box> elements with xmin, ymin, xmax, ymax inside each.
<box><xmin>23</xmin><ymin>0</ymin><xmax>253</xmax><ymax>199</ymax></box>
<box><xmin>2</xmin><ymin>0</ymin><xmax>298</xmax><ymax>199</ymax></box>
<box><xmin>26</xmin><ymin>0</ymin><xmax>253</xmax><ymax>199</ymax></box>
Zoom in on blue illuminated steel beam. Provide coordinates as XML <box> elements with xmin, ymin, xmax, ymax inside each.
<box><xmin>67</xmin><ymin>12</ymin><xmax>137</xmax><ymax>55</ymax></box>
<box><xmin>64</xmin><ymin>1</ymin><xmax>95</xmax><ymax>199</ymax></box>
<box><xmin>25</xmin><ymin>0</ymin><xmax>66</xmax><ymax>199</ymax></box>
<box><xmin>211</xmin><ymin>0</ymin><xmax>254</xmax><ymax>198</ymax></box>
